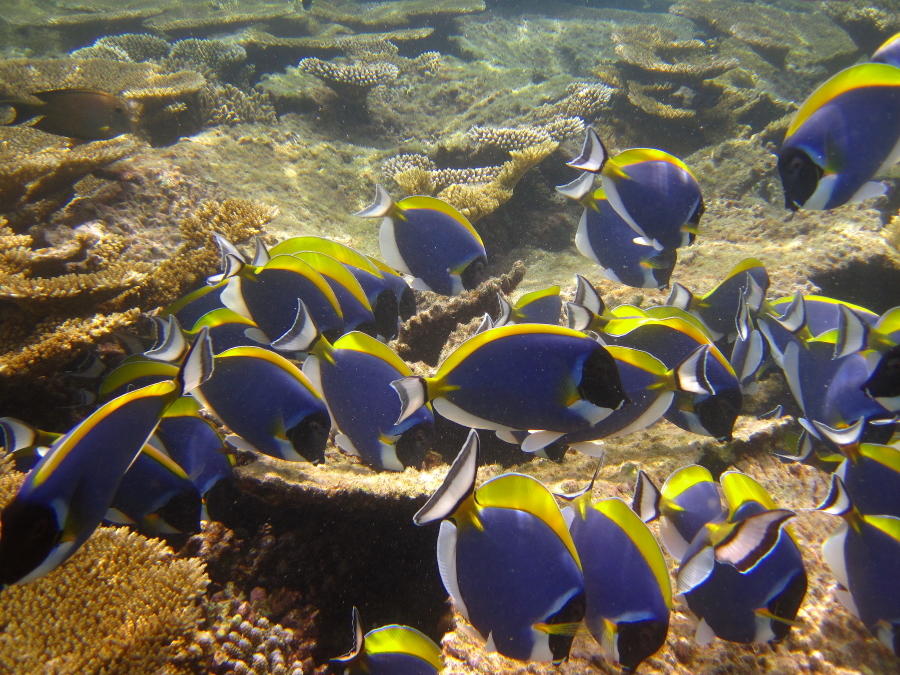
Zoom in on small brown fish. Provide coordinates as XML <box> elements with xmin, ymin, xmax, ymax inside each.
<box><xmin>0</xmin><ymin>89</ymin><xmax>134</xmax><ymax>140</ymax></box>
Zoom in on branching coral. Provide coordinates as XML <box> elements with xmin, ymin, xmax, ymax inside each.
<box><xmin>311</xmin><ymin>0</ymin><xmax>486</xmax><ymax>29</ymax></box>
<box><xmin>394</xmin><ymin>261</ymin><xmax>526</xmax><ymax>365</ymax></box>
<box><xmin>199</xmin><ymin>84</ymin><xmax>278</xmax><ymax>127</ymax></box>
<box><xmin>165</xmin><ymin>38</ymin><xmax>248</xmax><ymax>83</ymax></box>
<box><xmin>296</xmin><ymin>57</ymin><xmax>400</xmax><ymax>105</ymax></box>
<box><xmin>0</xmin><ymin>461</ymin><xmax>208</xmax><ymax>675</ymax></box>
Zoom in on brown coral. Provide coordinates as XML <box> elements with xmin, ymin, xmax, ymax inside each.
<box><xmin>394</xmin><ymin>261</ymin><xmax>526</xmax><ymax>365</ymax></box>
<box><xmin>0</xmin><ymin>507</ymin><xmax>208</xmax><ymax>674</ymax></box>
<box><xmin>297</xmin><ymin>57</ymin><xmax>400</xmax><ymax>102</ymax></box>
<box><xmin>311</xmin><ymin>0</ymin><xmax>486</xmax><ymax>29</ymax></box>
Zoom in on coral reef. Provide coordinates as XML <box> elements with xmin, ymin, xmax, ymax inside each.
<box><xmin>394</xmin><ymin>261</ymin><xmax>526</xmax><ymax>365</ymax></box>
<box><xmin>312</xmin><ymin>0</ymin><xmax>486</xmax><ymax>30</ymax></box>
<box><xmin>0</xmin><ymin>459</ymin><xmax>208</xmax><ymax>674</ymax></box>
<box><xmin>296</xmin><ymin>57</ymin><xmax>400</xmax><ymax>110</ymax></box>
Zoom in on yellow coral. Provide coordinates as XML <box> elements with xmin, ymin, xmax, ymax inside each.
<box><xmin>0</xmin><ymin>520</ymin><xmax>208</xmax><ymax>674</ymax></box>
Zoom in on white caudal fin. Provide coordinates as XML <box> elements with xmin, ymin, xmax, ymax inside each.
<box><xmin>390</xmin><ymin>376</ymin><xmax>428</xmax><ymax>425</ymax></box>
<box><xmin>355</xmin><ymin>184</ymin><xmax>395</xmax><ymax>218</ymax></box>
<box><xmin>179</xmin><ymin>327</ymin><xmax>214</xmax><ymax>394</ymax></box>
<box><xmin>145</xmin><ymin>315</ymin><xmax>188</xmax><ymax>364</ymax></box>
<box><xmin>270</xmin><ymin>299</ymin><xmax>319</xmax><ymax>353</ymax></box>
<box><xmin>555</xmin><ymin>171</ymin><xmax>595</xmax><ymax>201</ymax></box>
<box><xmin>574</xmin><ymin>274</ymin><xmax>605</xmax><ymax>316</ymax></box>
<box><xmin>834</xmin><ymin>304</ymin><xmax>869</xmax><ymax>359</ymax></box>
<box><xmin>413</xmin><ymin>428</ymin><xmax>479</xmax><ymax>525</ymax></box>
<box><xmin>675</xmin><ymin>345</ymin><xmax>716</xmax><ymax>395</ymax></box>
<box><xmin>566</xmin><ymin>128</ymin><xmax>609</xmax><ymax>173</ymax></box>
<box><xmin>667</xmin><ymin>282</ymin><xmax>693</xmax><ymax>311</ymax></box>
<box><xmin>632</xmin><ymin>469</ymin><xmax>661</xmax><ymax>523</ymax></box>
<box><xmin>251</xmin><ymin>236</ymin><xmax>271</xmax><ymax>267</ymax></box>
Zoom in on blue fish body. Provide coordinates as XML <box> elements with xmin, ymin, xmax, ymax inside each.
<box><xmin>778</xmin><ymin>63</ymin><xmax>900</xmax><ymax>210</ymax></box>
<box><xmin>423</xmin><ymin>325</ymin><xmax>625</xmax><ymax>435</ymax></box>
<box><xmin>304</xmin><ymin>332</ymin><xmax>434</xmax><ymax>471</ymax></box>
<box><xmin>188</xmin><ymin>308</ymin><xmax>261</xmax><ymax>353</ymax></box>
<box><xmin>0</xmin><ymin>378</ymin><xmax>185</xmax><ymax>586</ymax></box>
<box><xmin>154</xmin><ymin>401</ymin><xmax>232</xmax><ymax>498</ymax></box>
<box><xmin>577</xmin><ymin>193</ymin><xmax>677</xmax><ymax>289</ymax></box>
<box><xmin>357</xmin><ymin>188</ymin><xmax>487</xmax><ymax>296</ymax></box>
<box><xmin>163</xmin><ymin>282</ymin><xmax>226</xmax><ymax>328</ymax></box>
<box><xmin>332</xmin><ymin>608</ymin><xmax>441</xmax><ymax>674</ymax></box>
<box><xmin>364</xmin><ymin>651</ymin><xmax>437</xmax><ymax>674</ymax></box>
<box><xmin>499</xmin><ymin>286</ymin><xmax>563</xmax><ymax>326</ymax></box>
<box><xmin>835</xmin><ymin>444</ymin><xmax>900</xmax><ymax>518</ymax></box>
<box><xmin>602</xmin><ymin>150</ymin><xmax>702</xmax><ymax>251</ymax></box>
<box><xmin>567</xmin><ymin>497</ymin><xmax>671</xmax><ymax>671</ymax></box>
<box><xmin>192</xmin><ymin>346</ymin><xmax>329</xmax><ymax>463</ymax></box>
<box><xmin>222</xmin><ymin>254</ymin><xmax>344</xmax><ymax>341</ymax></box>
<box><xmin>872</xmin><ymin>32</ymin><xmax>900</xmax><ymax>67</ymax></box>
<box><xmin>681</xmin><ymin>500</ymin><xmax>806</xmax><ymax>644</ymax></box>
<box><xmin>106</xmin><ymin>441</ymin><xmax>201</xmax><ymax>535</ymax></box>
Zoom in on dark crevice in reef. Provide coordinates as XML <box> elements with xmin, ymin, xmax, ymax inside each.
<box><xmin>811</xmin><ymin>255</ymin><xmax>900</xmax><ymax>315</ymax></box>
<box><xmin>204</xmin><ymin>474</ymin><xmax>449</xmax><ymax>667</ymax></box>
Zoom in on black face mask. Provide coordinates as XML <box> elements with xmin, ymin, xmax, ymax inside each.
<box><xmin>394</xmin><ymin>420</ymin><xmax>435</xmax><ymax>469</ymax></box>
<box><xmin>777</xmin><ymin>148</ymin><xmax>822</xmax><ymax>211</ymax></box>
<box><xmin>460</xmin><ymin>256</ymin><xmax>488</xmax><ymax>291</ymax></box>
<box><xmin>695</xmin><ymin>388</ymin><xmax>743</xmax><ymax>442</ymax></box>
<box><xmin>286</xmin><ymin>411</ymin><xmax>331</xmax><ymax>464</ymax></box>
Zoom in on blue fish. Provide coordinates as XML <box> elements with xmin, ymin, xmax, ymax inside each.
<box><xmin>391</xmin><ymin>323</ymin><xmax>626</xmax><ymax>440</ymax></box>
<box><xmin>667</xmin><ymin>258</ymin><xmax>769</xmax><ymax>341</ymax></box>
<box><xmin>818</xmin><ymin>474</ymin><xmax>900</xmax><ymax>655</ymax></box>
<box><xmin>872</xmin><ymin>32</ymin><xmax>900</xmax><ymax>67</ymax></box>
<box><xmin>192</xmin><ymin>345</ymin><xmax>330</xmax><ymax>463</ymax></box>
<box><xmin>219</xmin><ymin>252</ymin><xmax>345</xmax><ymax>342</ymax></box>
<box><xmin>833</xmin><ymin>304</ymin><xmax>900</xmax><ymax>412</ymax></box>
<box><xmin>291</xmin><ymin>250</ymin><xmax>377</xmax><ymax>336</ymax></box>
<box><xmin>494</xmin><ymin>286</ymin><xmax>562</xmax><ymax>327</ymax></box>
<box><xmin>162</xmin><ymin>281</ymin><xmax>227</xmax><ymax>329</ymax></box>
<box><xmin>0</xmin><ymin>330</ymin><xmax>212</xmax><ymax>586</ymax></box>
<box><xmin>557</xmin><ymin>172</ymin><xmax>677</xmax><ymax>289</ymax></box>
<box><xmin>356</xmin><ymin>185</ymin><xmax>487</xmax><ymax>296</ymax></box>
<box><xmin>835</xmin><ymin>442</ymin><xmax>900</xmax><ymax>518</ymax></box>
<box><xmin>413</xmin><ymin>430</ymin><xmax>585</xmax><ymax>662</ymax></box>
<box><xmin>778</xmin><ymin>62</ymin><xmax>900</xmax><ymax>210</ymax></box>
<box><xmin>562</xmin><ymin>478</ymin><xmax>671</xmax><ymax>672</ymax></box>
<box><xmin>268</xmin><ymin>235</ymin><xmax>412</xmax><ymax>339</ymax></box>
<box><xmin>632</xmin><ymin>465</ymin><xmax>725</xmax><ymax>561</ymax></box>
<box><xmin>567</xmin><ymin>129</ymin><xmax>704</xmax><ymax>252</ymax></box>
<box><xmin>303</xmin><ymin>330</ymin><xmax>434</xmax><ymax>471</ymax></box>
<box><xmin>332</xmin><ymin>607</ymin><xmax>442</xmax><ymax>675</ymax></box>
<box><xmin>677</xmin><ymin>472</ymin><xmax>805</xmax><ymax>645</ymax></box>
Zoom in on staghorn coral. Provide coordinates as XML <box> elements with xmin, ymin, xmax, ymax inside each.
<box><xmin>296</xmin><ymin>57</ymin><xmax>400</xmax><ymax>105</ymax></box>
<box><xmin>394</xmin><ymin>261</ymin><xmax>526</xmax><ymax>365</ymax></box>
<box><xmin>0</xmin><ymin>524</ymin><xmax>208</xmax><ymax>673</ymax></box>
<box><xmin>70</xmin><ymin>43</ymin><xmax>133</xmax><ymax>62</ymax></box>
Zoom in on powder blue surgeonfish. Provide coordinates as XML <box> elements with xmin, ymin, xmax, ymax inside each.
<box><xmin>567</xmin><ymin>129</ymin><xmax>703</xmax><ymax>252</ymax></box>
<box><xmin>777</xmin><ymin>60</ymin><xmax>900</xmax><ymax>210</ymax></box>
<box><xmin>835</xmin><ymin>442</ymin><xmax>900</xmax><ymax>518</ymax></box>
<box><xmin>413</xmin><ymin>430</ymin><xmax>585</xmax><ymax>663</ymax></box>
<box><xmin>391</xmin><ymin>323</ymin><xmax>627</xmax><ymax>444</ymax></box>
<box><xmin>557</xmin><ymin>171</ymin><xmax>677</xmax><ymax>289</ymax></box>
<box><xmin>302</xmin><ymin>328</ymin><xmax>434</xmax><ymax>471</ymax></box>
<box><xmin>356</xmin><ymin>185</ymin><xmax>487</xmax><ymax>296</ymax></box>
<box><xmin>872</xmin><ymin>32</ymin><xmax>900</xmax><ymax>67</ymax></box>
<box><xmin>0</xmin><ymin>330</ymin><xmax>213</xmax><ymax>587</ymax></box>
<box><xmin>332</xmin><ymin>607</ymin><xmax>442</xmax><ymax>675</ymax></box>
<box><xmin>493</xmin><ymin>286</ymin><xmax>562</xmax><ymax>328</ymax></box>
<box><xmin>818</xmin><ymin>474</ymin><xmax>900</xmax><ymax>655</ymax></box>
<box><xmin>561</xmin><ymin>474</ymin><xmax>671</xmax><ymax>673</ymax></box>
<box><xmin>676</xmin><ymin>472</ymin><xmax>805</xmax><ymax>645</ymax></box>
<box><xmin>633</xmin><ymin>465</ymin><xmax>726</xmax><ymax>562</ymax></box>
<box><xmin>192</xmin><ymin>344</ymin><xmax>330</xmax><ymax>463</ymax></box>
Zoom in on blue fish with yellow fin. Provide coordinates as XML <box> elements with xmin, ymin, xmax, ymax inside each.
<box><xmin>561</xmin><ymin>471</ymin><xmax>671</xmax><ymax>673</ymax></box>
<box><xmin>633</xmin><ymin>465</ymin><xmax>725</xmax><ymax>561</ymax></box>
<box><xmin>778</xmin><ymin>61</ymin><xmax>900</xmax><ymax>210</ymax></box>
<box><xmin>677</xmin><ymin>471</ymin><xmax>806</xmax><ymax>645</ymax></box>
<box><xmin>818</xmin><ymin>474</ymin><xmax>900</xmax><ymax>655</ymax></box>
<box><xmin>391</xmin><ymin>323</ymin><xmax>626</xmax><ymax>441</ymax></box>
<box><xmin>332</xmin><ymin>607</ymin><xmax>442</xmax><ymax>675</ymax></box>
<box><xmin>413</xmin><ymin>430</ymin><xmax>585</xmax><ymax>662</ymax></box>
<box><xmin>557</xmin><ymin>172</ymin><xmax>677</xmax><ymax>289</ymax></box>
<box><xmin>494</xmin><ymin>285</ymin><xmax>562</xmax><ymax>327</ymax></box>
<box><xmin>302</xmin><ymin>326</ymin><xmax>434</xmax><ymax>471</ymax></box>
<box><xmin>0</xmin><ymin>329</ymin><xmax>213</xmax><ymax>587</ymax></box>
<box><xmin>835</xmin><ymin>442</ymin><xmax>900</xmax><ymax>518</ymax></box>
<box><xmin>567</xmin><ymin>129</ymin><xmax>703</xmax><ymax>252</ymax></box>
<box><xmin>190</xmin><ymin>330</ymin><xmax>330</xmax><ymax>463</ymax></box>
<box><xmin>356</xmin><ymin>185</ymin><xmax>487</xmax><ymax>296</ymax></box>
<box><xmin>872</xmin><ymin>32</ymin><xmax>900</xmax><ymax>67</ymax></box>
